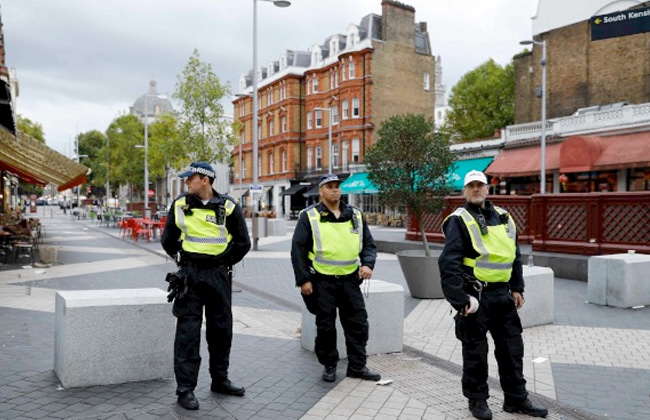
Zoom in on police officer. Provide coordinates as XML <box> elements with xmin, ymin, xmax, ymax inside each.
<box><xmin>291</xmin><ymin>174</ymin><xmax>381</xmax><ymax>383</ymax></box>
<box><xmin>439</xmin><ymin>170</ymin><xmax>548</xmax><ymax>420</ymax></box>
<box><xmin>161</xmin><ymin>162</ymin><xmax>251</xmax><ymax>410</ymax></box>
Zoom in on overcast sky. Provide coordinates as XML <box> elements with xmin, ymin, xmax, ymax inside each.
<box><xmin>2</xmin><ymin>0</ymin><xmax>537</xmax><ymax>156</ymax></box>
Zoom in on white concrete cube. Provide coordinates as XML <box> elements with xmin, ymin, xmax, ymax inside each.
<box><xmin>519</xmin><ymin>266</ymin><xmax>555</xmax><ymax>328</ymax></box>
<box><xmin>301</xmin><ymin>279</ymin><xmax>404</xmax><ymax>358</ymax></box>
<box><xmin>588</xmin><ymin>253</ymin><xmax>650</xmax><ymax>308</ymax></box>
<box><xmin>54</xmin><ymin>288</ymin><xmax>175</xmax><ymax>388</ymax></box>
<box><xmin>267</xmin><ymin>218</ymin><xmax>287</xmax><ymax>236</ymax></box>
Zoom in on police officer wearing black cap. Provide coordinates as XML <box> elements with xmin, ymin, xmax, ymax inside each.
<box><xmin>161</xmin><ymin>162</ymin><xmax>251</xmax><ymax>410</ymax></box>
<box><xmin>291</xmin><ymin>174</ymin><xmax>381</xmax><ymax>383</ymax></box>
<box><xmin>439</xmin><ymin>170</ymin><xmax>547</xmax><ymax>420</ymax></box>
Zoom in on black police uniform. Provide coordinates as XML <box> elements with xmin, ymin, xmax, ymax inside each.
<box><xmin>439</xmin><ymin>200</ymin><xmax>528</xmax><ymax>404</ymax></box>
<box><xmin>291</xmin><ymin>201</ymin><xmax>377</xmax><ymax>370</ymax></box>
<box><xmin>161</xmin><ymin>191</ymin><xmax>250</xmax><ymax>394</ymax></box>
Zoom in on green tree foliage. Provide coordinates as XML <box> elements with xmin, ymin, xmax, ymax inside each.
<box><xmin>148</xmin><ymin>113</ymin><xmax>185</xmax><ymax>179</ymax></box>
<box><xmin>105</xmin><ymin>114</ymin><xmax>144</xmax><ymax>189</ymax></box>
<box><xmin>174</xmin><ymin>49</ymin><xmax>233</xmax><ymax>163</ymax></box>
<box><xmin>75</xmin><ymin>130</ymin><xmax>108</xmax><ymax>190</ymax></box>
<box><xmin>444</xmin><ymin>59</ymin><xmax>514</xmax><ymax>142</ymax></box>
<box><xmin>365</xmin><ymin>114</ymin><xmax>456</xmax><ymax>255</ymax></box>
<box><xmin>16</xmin><ymin>114</ymin><xmax>45</xmax><ymax>143</ymax></box>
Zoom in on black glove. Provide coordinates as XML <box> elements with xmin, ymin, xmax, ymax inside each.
<box><xmin>165</xmin><ymin>270</ymin><xmax>189</xmax><ymax>303</ymax></box>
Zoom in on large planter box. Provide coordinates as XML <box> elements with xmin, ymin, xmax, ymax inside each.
<box><xmin>396</xmin><ymin>249</ymin><xmax>444</xmax><ymax>299</ymax></box>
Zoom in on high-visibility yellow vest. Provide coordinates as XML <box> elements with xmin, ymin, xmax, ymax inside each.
<box><xmin>305</xmin><ymin>206</ymin><xmax>363</xmax><ymax>275</ymax></box>
<box><xmin>443</xmin><ymin>206</ymin><xmax>517</xmax><ymax>283</ymax></box>
<box><xmin>174</xmin><ymin>196</ymin><xmax>236</xmax><ymax>256</ymax></box>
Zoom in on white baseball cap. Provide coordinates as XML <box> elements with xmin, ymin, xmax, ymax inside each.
<box><xmin>464</xmin><ymin>170</ymin><xmax>488</xmax><ymax>187</ymax></box>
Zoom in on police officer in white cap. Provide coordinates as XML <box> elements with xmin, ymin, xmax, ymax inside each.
<box><xmin>438</xmin><ymin>170</ymin><xmax>547</xmax><ymax>420</ymax></box>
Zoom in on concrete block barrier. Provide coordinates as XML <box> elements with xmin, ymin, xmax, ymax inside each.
<box><xmin>588</xmin><ymin>253</ymin><xmax>650</xmax><ymax>308</ymax></box>
<box><xmin>54</xmin><ymin>288</ymin><xmax>174</xmax><ymax>388</ymax></box>
<box><xmin>301</xmin><ymin>279</ymin><xmax>404</xmax><ymax>358</ymax></box>
<box><xmin>519</xmin><ymin>266</ymin><xmax>554</xmax><ymax>328</ymax></box>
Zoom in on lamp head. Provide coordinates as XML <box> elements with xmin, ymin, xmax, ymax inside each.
<box><xmin>273</xmin><ymin>0</ymin><xmax>291</xmax><ymax>7</ymax></box>
<box><xmin>520</xmin><ymin>40</ymin><xmax>533</xmax><ymax>45</ymax></box>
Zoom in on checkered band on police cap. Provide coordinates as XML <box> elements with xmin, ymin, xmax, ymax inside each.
<box><xmin>178</xmin><ymin>162</ymin><xmax>216</xmax><ymax>179</ymax></box>
<box><xmin>318</xmin><ymin>174</ymin><xmax>340</xmax><ymax>187</ymax></box>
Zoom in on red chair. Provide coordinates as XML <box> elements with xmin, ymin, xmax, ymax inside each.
<box><xmin>131</xmin><ymin>220</ymin><xmax>151</xmax><ymax>243</ymax></box>
<box><xmin>118</xmin><ymin>218</ymin><xmax>133</xmax><ymax>238</ymax></box>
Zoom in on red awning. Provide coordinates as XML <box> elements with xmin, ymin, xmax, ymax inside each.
<box><xmin>560</xmin><ymin>133</ymin><xmax>650</xmax><ymax>172</ymax></box>
<box><xmin>485</xmin><ymin>143</ymin><xmax>562</xmax><ymax>177</ymax></box>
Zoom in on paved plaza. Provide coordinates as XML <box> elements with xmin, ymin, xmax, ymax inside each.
<box><xmin>0</xmin><ymin>207</ymin><xmax>648</xmax><ymax>419</ymax></box>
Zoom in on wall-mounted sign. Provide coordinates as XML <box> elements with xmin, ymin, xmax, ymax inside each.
<box><xmin>591</xmin><ymin>6</ymin><xmax>650</xmax><ymax>41</ymax></box>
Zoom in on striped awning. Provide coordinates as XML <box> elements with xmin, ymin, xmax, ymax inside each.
<box><xmin>0</xmin><ymin>127</ymin><xmax>88</xmax><ymax>191</ymax></box>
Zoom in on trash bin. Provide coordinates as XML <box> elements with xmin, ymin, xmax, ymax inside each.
<box><xmin>254</xmin><ymin>215</ymin><xmax>268</xmax><ymax>238</ymax></box>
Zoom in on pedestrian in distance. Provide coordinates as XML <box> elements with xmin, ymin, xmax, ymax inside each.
<box><xmin>439</xmin><ymin>170</ymin><xmax>548</xmax><ymax>420</ymax></box>
<box><xmin>161</xmin><ymin>162</ymin><xmax>251</xmax><ymax>411</ymax></box>
<box><xmin>291</xmin><ymin>174</ymin><xmax>381</xmax><ymax>383</ymax></box>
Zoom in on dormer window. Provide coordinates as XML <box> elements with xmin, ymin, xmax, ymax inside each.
<box><xmin>238</xmin><ymin>75</ymin><xmax>247</xmax><ymax>93</ymax></box>
<box><xmin>311</xmin><ymin>45</ymin><xmax>322</xmax><ymax>66</ymax></box>
<box><xmin>267</xmin><ymin>63</ymin><xmax>274</xmax><ymax>77</ymax></box>
<box><xmin>347</xmin><ymin>24</ymin><xmax>359</xmax><ymax>49</ymax></box>
<box><xmin>330</xmin><ymin>39</ymin><xmax>338</xmax><ymax>55</ymax></box>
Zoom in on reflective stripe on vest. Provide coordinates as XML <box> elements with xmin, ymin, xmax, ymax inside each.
<box><xmin>443</xmin><ymin>206</ymin><xmax>517</xmax><ymax>282</ymax></box>
<box><xmin>174</xmin><ymin>197</ymin><xmax>236</xmax><ymax>256</ymax></box>
<box><xmin>306</xmin><ymin>206</ymin><xmax>363</xmax><ymax>275</ymax></box>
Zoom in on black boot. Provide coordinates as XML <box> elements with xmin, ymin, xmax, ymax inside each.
<box><xmin>468</xmin><ymin>399</ymin><xmax>492</xmax><ymax>420</ymax></box>
<box><xmin>503</xmin><ymin>398</ymin><xmax>548</xmax><ymax>417</ymax></box>
<box><xmin>346</xmin><ymin>366</ymin><xmax>381</xmax><ymax>381</ymax></box>
<box><xmin>211</xmin><ymin>379</ymin><xmax>245</xmax><ymax>396</ymax></box>
<box><xmin>177</xmin><ymin>390</ymin><xmax>199</xmax><ymax>410</ymax></box>
<box><xmin>322</xmin><ymin>365</ymin><xmax>337</xmax><ymax>382</ymax></box>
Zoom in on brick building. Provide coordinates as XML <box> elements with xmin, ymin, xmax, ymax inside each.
<box><xmin>484</xmin><ymin>0</ymin><xmax>650</xmax><ymax>195</ymax></box>
<box><xmin>232</xmin><ymin>0</ymin><xmax>435</xmax><ymax>217</ymax></box>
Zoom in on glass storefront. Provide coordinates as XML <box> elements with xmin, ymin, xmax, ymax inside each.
<box><xmin>627</xmin><ymin>167</ymin><xmax>650</xmax><ymax>191</ymax></box>
<box><xmin>559</xmin><ymin>171</ymin><xmax>618</xmax><ymax>193</ymax></box>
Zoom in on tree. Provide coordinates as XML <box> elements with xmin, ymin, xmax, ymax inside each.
<box><xmin>444</xmin><ymin>59</ymin><xmax>514</xmax><ymax>142</ymax></box>
<box><xmin>76</xmin><ymin>130</ymin><xmax>108</xmax><ymax>193</ymax></box>
<box><xmin>174</xmin><ymin>49</ymin><xmax>233</xmax><ymax>163</ymax></box>
<box><xmin>365</xmin><ymin>114</ymin><xmax>456</xmax><ymax>256</ymax></box>
<box><xmin>105</xmin><ymin>114</ymin><xmax>144</xmax><ymax>194</ymax></box>
<box><xmin>16</xmin><ymin>114</ymin><xmax>45</xmax><ymax>143</ymax></box>
<box><xmin>148</xmin><ymin>113</ymin><xmax>184</xmax><ymax>205</ymax></box>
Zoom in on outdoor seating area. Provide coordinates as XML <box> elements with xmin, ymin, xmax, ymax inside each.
<box><xmin>83</xmin><ymin>207</ymin><xmax>166</xmax><ymax>243</ymax></box>
<box><xmin>0</xmin><ymin>209</ymin><xmax>43</xmax><ymax>268</ymax></box>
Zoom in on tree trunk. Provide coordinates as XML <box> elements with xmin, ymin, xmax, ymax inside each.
<box><xmin>416</xmin><ymin>212</ymin><xmax>431</xmax><ymax>257</ymax></box>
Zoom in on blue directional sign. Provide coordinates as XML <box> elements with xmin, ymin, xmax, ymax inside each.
<box><xmin>591</xmin><ymin>7</ymin><xmax>650</xmax><ymax>41</ymax></box>
<box><xmin>249</xmin><ymin>185</ymin><xmax>263</xmax><ymax>195</ymax></box>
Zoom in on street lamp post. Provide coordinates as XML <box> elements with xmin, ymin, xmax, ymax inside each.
<box><xmin>251</xmin><ymin>0</ymin><xmax>291</xmax><ymax>251</ymax></box>
<box><xmin>521</xmin><ymin>39</ymin><xmax>547</xmax><ymax>194</ymax></box>
<box><xmin>75</xmin><ymin>138</ymin><xmax>88</xmax><ymax>210</ymax></box>
<box><xmin>135</xmin><ymin>93</ymin><xmax>151</xmax><ymax>218</ymax></box>
<box><xmin>314</xmin><ymin>107</ymin><xmax>333</xmax><ymax>173</ymax></box>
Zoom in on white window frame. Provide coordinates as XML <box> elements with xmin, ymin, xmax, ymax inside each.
<box><xmin>352</xmin><ymin>97</ymin><xmax>360</xmax><ymax>118</ymax></box>
<box><xmin>269</xmin><ymin>152</ymin><xmax>274</xmax><ymax>175</ymax></box>
<box><xmin>315</xmin><ymin>109</ymin><xmax>323</xmax><ymax>128</ymax></box>
<box><xmin>281</xmin><ymin>115</ymin><xmax>287</xmax><ymax>133</ymax></box>
<box><xmin>342</xmin><ymin>140</ymin><xmax>349</xmax><ymax>168</ymax></box>
<box><xmin>281</xmin><ymin>149</ymin><xmax>287</xmax><ymax>172</ymax></box>
<box><xmin>313</xmin><ymin>74</ymin><xmax>319</xmax><ymax>93</ymax></box>
<box><xmin>342</xmin><ymin>100</ymin><xmax>349</xmax><ymax>120</ymax></box>
<box><xmin>352</xmin><ymin>138</ymin><xmax>360</xmax><ymax>163</ymax></box>
<box><xmin>332</xmin><ymin>143</ymin><xmax>339</xmax><ymax>168</ymax></box>
<box><xmin>307</xmin><ymin>111</ymin><xmax>313</xmax><ymax>129</ymax></box>
<box><xmin>332</xmin><ymin>105</ymin><xmax>339</xmax><ymax>124</ymax></box>
<box><xmin>307</xmin><ymin>147</ymin><xmax>313</xmax><ymax>170</ymax></box>
<box><xmin>349</xmin><ymin>57</ymin><xmax>355</xmax><ymax>79</ymax></box>
<box><xmin>269</xmin><ymin>119</ymin><xmax>274</xmax><ymax>137</ymax></box>
<box><xmin>315</xmin><ymin>146</ymin><xmax>322</xmax><ymax>169</ymax></box>
<box><xmin>424</xmin><ymin>73</ymin><xmax>430</xmax><ymax>91</ymax></box>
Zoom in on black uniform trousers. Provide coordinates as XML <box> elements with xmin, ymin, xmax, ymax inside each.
<box><xmin>172</xmin><ymin>264</ymin><xmax>232</xmax><ymax>394</ymax></box>
<box><xmin>312</xmin><ymin>273</ymin><xmax>369</xmax><ymax>370</ymax></box>
<box><xmin>454</xmin><ymin>283</ymin><xmax>528</xmax><ymax>404</ymax></box>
